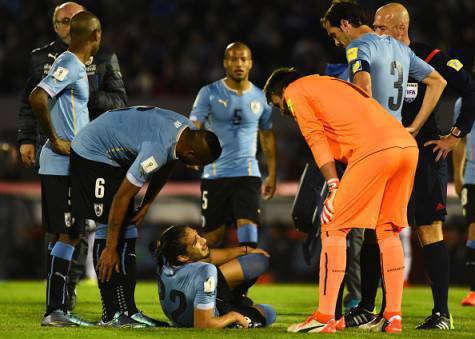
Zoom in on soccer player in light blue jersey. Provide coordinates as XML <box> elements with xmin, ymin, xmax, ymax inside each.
<box><xmin>190</xmin><ymin>42</ymin><xmax>276</xmax><ymax>250</ymax></box>
<box><xmin>70</xmin><ymin>106</ymin><xmax>222</xmax><ymax>327</ymax></box>
<box><xmin>453</xmin><ymin>97</ymin><xmax>475</xmax><ymax>307</ymax></box>
<box><xmin>29</xmin><ymin>10</ymin><xmax>101</xmax><ymax>327</ymax></box>
<box><xmin>154</xmin><ymin>225</ymin><xmax>276</xmax><ymax>328</ymax></box>
<box><xmin>320</xmin><ymin>1</ymin><xmax>447</xmax><ymax>331</ymax></box>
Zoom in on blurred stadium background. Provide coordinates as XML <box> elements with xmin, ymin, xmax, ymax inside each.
<box><xmin>0</xmin><ymin>0</ymin><xmax>474</xmax><ymax>285</ymax></box>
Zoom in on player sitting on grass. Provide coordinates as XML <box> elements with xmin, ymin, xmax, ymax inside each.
<box><xmin>152</xmin><ymin>225</ymin><xmax>276</xmax><ymax>328</ymax></box>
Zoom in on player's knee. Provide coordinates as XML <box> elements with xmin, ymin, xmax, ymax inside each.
<box><xmin>255</xmin><ymin>304</ymin><xmax>276</xmax><ymax>327</ymax></box>
<box><xmin>51</xmin><ymin>241</ymin><xmax>76</xmax><ymax>261</ymax></box>
<box><xmin>374</xmin><ymin>224</ymin><xmax>400</xmax><ymax>243</ymax></box>
<box><xmin>238</xmin><ymin>253</ymin><xmax>269</xmax><ymax>281</ymax></box>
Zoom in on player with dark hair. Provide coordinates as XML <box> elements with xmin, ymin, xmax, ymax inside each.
<box><xmin>28</xmin><ymin>10</ymin><xmax>102</xmax><ymax>327</ymax></box>
<box><xmin>69</xmin><ymin>106</ymin><xmax>221</xmax><ymax>327</ymax></box>
<box><xmin>453</xmin><ymin>98</ymin><xmax>475</xmax><ymax>307</ymax></box>
<box><xmin>320</xmin><ymin>1</ymin><xmax>447</xmax><ymax>330</ymax></box>
<box><xmin>265</xmin><ymin>67</ymin><xmax>418</xmax><ymax>333</ymax></box>
<box><xmin>154</xmin><ymin>225</ymin><xmax>276</xmax><ymax>328</ymax></box>
<box><xmin>367</xmin><ymin>3</ymin><xmax>475</xmax><ymax>330</ymax></box>
<box><xmin>190</xmin><ymin>41</ymin><xmax>276</xmax><ymax>250</ymax></box>
<box><xmin>18</xmin><ymin>1</ymin><xmax>127</xmax><ymax>311</ymax></box>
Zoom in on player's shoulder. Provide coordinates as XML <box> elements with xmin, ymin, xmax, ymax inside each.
<box><xmin>187</xmin><ymin>262</ymin><xmax>217</xmax><ymax>280</ymax></box>
<box><xmin>92</xmin><ymin>46</ymin><xmax>117</xmax><ymax>63</ymax></box>
<box><xmin>31</xmin><ymin>40</ymin><xmax>63</xmax><ymax>55</ymax></box>
<box><xmin>248</xmin><ymin>82</ymin><xmax>267</xmax><ymax>99</ymax></box>
<box><xmin>409</xmin><ymin>41</ymin><xmax>439</xmax><ymax>59</ymax></box>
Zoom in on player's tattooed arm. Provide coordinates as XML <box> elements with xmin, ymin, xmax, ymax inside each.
<box><xmin>259</xmin><ymin>129</ymin><xmax>277</xmax><ymax>200</ymax></box>
<box><xmin>97</xmin><ymin>178</ymin><xmax>140</xmax><ymax>282</ymax></box>
<box><xmin>28</xmin><ymin>86</ymin><xmax>70</xmax><ymax>155</ymax></box>
<box><xmin>352</xmin><ymin>71</ymin><xmax>372</xmax><ymax>97</ymax></box>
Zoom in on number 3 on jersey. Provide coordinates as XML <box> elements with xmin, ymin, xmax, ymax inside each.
<box><xmin>388</xmin><ymin>60</ymin><xmax>403</xmax><ymax>111</ymax></box>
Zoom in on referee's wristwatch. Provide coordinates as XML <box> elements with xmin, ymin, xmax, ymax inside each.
<box><xmin>450</xmin><ymin>126</ymin><xmax>462</xmax><ymax>138</ymax></box>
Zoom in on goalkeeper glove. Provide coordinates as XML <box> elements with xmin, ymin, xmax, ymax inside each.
<box><xmin>320</xmin><ymin>178</ymin><xmax>339</xmax><ymax>225</ymax></box>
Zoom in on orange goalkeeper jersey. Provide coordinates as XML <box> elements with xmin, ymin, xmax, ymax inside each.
<box><xmin>284</xmin><ymin>75</ymin><xmax>416</xmax><ymax>168</ymax></box>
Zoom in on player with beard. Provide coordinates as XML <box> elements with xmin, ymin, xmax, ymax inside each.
<box><xmin>190</xmin><ymin>42</ymin><xmax>276</xmax><ymax>253</ymax></box>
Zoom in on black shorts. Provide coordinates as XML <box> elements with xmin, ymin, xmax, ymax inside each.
<box><xmin>200</xmin><ymin>177</ymin><xmax>261</xmax><ymax>232</ymax></box>
<box><xmin>70</xmin><ymin>150</ymin><xmax>135</xmax><ymax>225</ymax></box>
<box><xmin>216</xmin><ymin>269</ymin><xmax>266</xmax><ymax>327</ymax></box>
<box><xmin>41</xmin><ymin>174</ymin><xmax>83</xmax><ymax>237</ymax></box>
<box><xmin>461</xmin><ymin>184</ymin><xmax>475</xmax><ymax>224</ymax></box>
<box><xmin>409</xmin><ymin>145</ymin><xmax>448</xmax><ymax>226</ymax></box>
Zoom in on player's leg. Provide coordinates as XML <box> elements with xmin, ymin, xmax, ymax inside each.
<box><xmin>344</xmin><ymin>228</ymin><xmax>363</xmax><ymax>311</ymax></box>
<box><xmin>233</xmin><ymin>177</ymin><xmax>262</xmax><ymax>248</ymax></box>
<box><xmin>66</xmin><ymin>232</ymin><xmax>89</xmax><ymax>311</ymax></box>
<box><xmin>218</xmin><ymin>253</ymin><xmax>269</xmax><ymax>290</ymax></box>
<box><xmin>215</xmin><ymin>268</ymin><xmax>275</xmax><ymax>328</ymax></box>
<box><xmin>372</xmin><ymin>146</ymin><xmax>418</xmax><ymax>333</ymax></box>
<box><xmin>461</xmin><ymin>185</ymin><xmax>475</xmax><ymax>306</ymax></box>
<box><xmin>201</xmin><ymin>178</ymin><xmax>231</xmax><ymax>247</ymax></box>
<box><xmin>41</xmin><ymin>174</ymin><xmax>92</xmax><ymax>326</ymax></box>
<box><xmin>413</xmin><ymin>148</ymin><xmax>452</xmax><ymax>329</ymax></box>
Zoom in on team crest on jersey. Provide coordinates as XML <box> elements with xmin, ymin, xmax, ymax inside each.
<box><xmin>447</xmin><ymin>59</ymin><xmax>463</xmax><ymax>71</ymax></box>
<box><xmin>141</xmin><ymin>156</ymin><xmax>159</xmax><ymax>174</ymax></box>
<box><xmin>404</xmin><ymin>83</ymin><xmax>418</xmax><ymax>103</ymax></box>
<box><xmin>250</xmin><ymin>100</ymin><xmax>261</xmax><ymax>114</ymax></box>
<box><xmin>94</xmin><ymin>203</ymin><xmax>103</xmax><ymax>217</ymax></box>
<box><xmin>204</xmin><ymin>276</ymin><xmax>216</xmax><ymax>293</ymax></box>
<box><xmin>53</xmin><ymin>66</ymin><xmax>69</xmax><ymax>81</ymax></box>
<box><xmin>64</xmin><ymin>212</ymin><xmax>72</xmax><ymax>227</ymax></box>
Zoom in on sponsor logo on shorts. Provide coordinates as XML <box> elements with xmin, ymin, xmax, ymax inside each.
<box><xmin>94</xmin><ymin>203</ymin><xmax>104</xmax><ymax>217</ymax></box>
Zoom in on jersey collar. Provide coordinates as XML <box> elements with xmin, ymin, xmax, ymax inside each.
<box><xmin>221</xmin><ymin>78</ymin><xmax>252</xmax><ymax>94</ymax></box>
<box><xmin>172</xmin><ymin>125</ymin><xmax>190</xmax><ymax>160</ymax></box>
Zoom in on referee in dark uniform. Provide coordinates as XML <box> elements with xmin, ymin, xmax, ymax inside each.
<box><xmin>17</xmin><ymin>1</ymin><xmax>127</xmax><ymax>310</ymax></box>
<box><xmin>349</xmin><ymin>3</ymin><xmax>475</xmax><ymax>331</ymax></box>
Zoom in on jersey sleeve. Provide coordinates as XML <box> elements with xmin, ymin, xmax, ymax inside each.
<box><xmin>408</xmin><ymin>48</ymin><xmax>434</xmax><ymax>81</ymax></box>
<box><xmin>37</xmin><ymin>55</ymin><xmax>80</xmax><ymax>98</ymax></box>
<box><xmin>346</xmin><ymin>39</ymin><xmax>371</xmax><ymax>81</ymax></box>
<box><xmin>430</xmin><ymin>51</ymin><xmax>475</xmax><ymax>136</ymax></box>
<box><xmin>126</xmin><ymin>143</ymin><xmax>168</xmax><ymax>187</ymax></box>
<box><xmin>258</xmin><ymin>101</ymin><xmax>273</xmax><ymax>130</ymax></box>
<box><xmin>190</xmin><ymin>86</ymin><xmax>210</xmax><ymax>124</ymax></box>
<box><xmin>454</xmin><ymin>97</ymin><xmax>462</xmax><ymax>121</ymax></box>
<box><xmin>193</xmin><ymin>264</ymin><xmax>218</xmax><ymax>310</ymax></box>
<box><xmin>284</xmin><ymin>83</ymin><xmax>334</xmax><ymax>168</ymax></box>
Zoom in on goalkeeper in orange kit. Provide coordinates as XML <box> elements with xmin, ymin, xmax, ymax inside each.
<box><xmin>264</xmin><ymin>68</ymin><xmax>418</xmax><ymax>333</ymax></box>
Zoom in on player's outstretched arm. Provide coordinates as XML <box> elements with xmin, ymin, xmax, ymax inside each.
<box><xmin>259</xmin><ymin>129</ymin><xmax>277</xmax><ymax>200</ymax></box>
<box><xmin>407</xmin><ymin>70</ymin><xmax>447</xmax><ymax>136</ymax></box>
<box><xmin>28</xmin><ymin>87</ymin><xmax>70</xmax><ymax>155</ymax></box>
<box><xmin>194</xmin><ymin>308</ymin><xmax>248</xmax><ymax>329</ymax></box>
<box><xmin>97</xmin><ymin>177</ymin><xmax>140</xmax><ymax>282</ymax></box>
<box><xmin>205</xmin><ymin>247</ymin><xmax>270</xmax><ymax>266</ymax></box>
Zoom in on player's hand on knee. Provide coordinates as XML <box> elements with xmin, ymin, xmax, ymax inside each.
<box><xmin>51</xmin><ymin>137</ymin><xmax>71</xmax><ymax>155</ymax></box>
<box><xmin>424</xmin><ymin>135</ymin><xmax>459</xmax><ymax>161</ymax></box>
<box><xmin>97</xmin><ymin>247</ymin><xmax>120</xmax><ymax>282</ymax></box>
<box><xmin>320</xmin><ymin>178</ymin><xmax>339</xmax><ymax>225</ymax></box>
<box><xmin>19</xmin><ymin>144</ymin><xmax>36</xmax><ymax>167</ymax></box>
<box><xmin>248</xmin><ymin>247</ymin><xmax>271</xmax><ymax>258</ymax></box>
<box><xmin>131</xmin><ymin>203</ymin><xmax>151</xmax><ymax>228</ymax></box>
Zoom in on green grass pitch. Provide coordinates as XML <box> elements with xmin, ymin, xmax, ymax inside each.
<box><xmin>0</xmin><ymin>281</ymin><xmax>474</xmax><ymax>338</ymax></box>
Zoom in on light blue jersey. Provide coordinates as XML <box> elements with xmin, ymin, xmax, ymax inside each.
<box><xmin>37</xmin><ymin>51</ymin><xmax>89</xmax><ymax>175</ymax></box>
<box><xmin>71</xmin><ymin>106</ymin><xmax>193</xmax><ymax>187</ymax></box>
<box><xmin>158</xmin><ymin>262</ymin><xmax>219</xmax><ymax>327</ymax></box>
<box><xmin>190</xmin><ymin>79</ymin><xmax>273</xmax><ymax>179</ymax></box>
<box><xmin>346</xmin><ymin>33</ymin><xmax>434</xmax><ymax>122</ymax></box>
<box><xmin>455</xmin><ymin>98</ymin><xmax>475</xmax><ymax>184</ymax></box>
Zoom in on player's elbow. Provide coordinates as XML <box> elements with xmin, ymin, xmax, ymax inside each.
<box><xmin>28</xmin><ymin>87</ymin><xmax>46</xmax><ymax>109</ymax></box>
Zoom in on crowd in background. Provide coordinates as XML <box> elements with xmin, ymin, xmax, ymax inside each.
<box><xmin>1</xmin><ymin>0</ymin><xmax>474</xmax><ymax>97</ymax></box>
